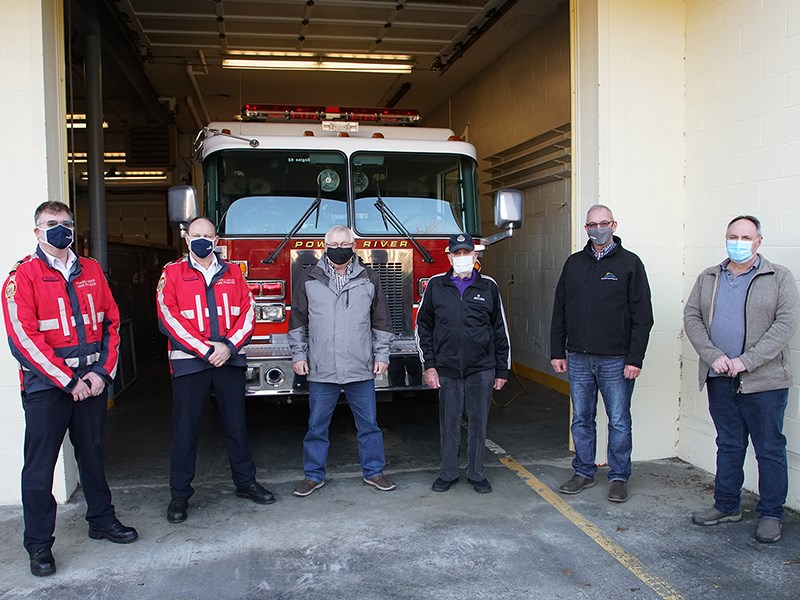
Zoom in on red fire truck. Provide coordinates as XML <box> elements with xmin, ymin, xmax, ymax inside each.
<box><xmin>168</xmin><ymin>104</ymin><xmax>522</xmax><ymax>398</ymax></box>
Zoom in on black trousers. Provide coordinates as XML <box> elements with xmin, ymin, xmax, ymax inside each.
<box><xmin>170</xmin><ymin>365</ymin><xmax>257</xmax><ymax>498</ymax></box>
<box><xmin>22</xmin><ymin>387</ymin><xmax>115</xmax><ymax>553</ymax></box>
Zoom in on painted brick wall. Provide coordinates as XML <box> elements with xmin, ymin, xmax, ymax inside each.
<box><xmin>425</xmin><ymin>5</ymin><xmax>572</xmax><ymax>378</ymax></box>
<box><xmin>0</xmin><ymin>0</ymin><xmax>73</xmax><ymax>505</ymax></box>
<box><xmin>681</xmin><ymin>0</ymin><xmax>800</xmax><ymax>508</ymax></box>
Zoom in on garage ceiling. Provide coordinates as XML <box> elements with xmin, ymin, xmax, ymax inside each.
<box><xmin>75</xmin><ymin>0</ymin><xmax>565</xmax><ymax>135</ymax></box>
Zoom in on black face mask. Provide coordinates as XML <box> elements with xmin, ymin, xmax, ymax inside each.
<box><xmin>326</xmin><ymin>247</ymin><xmax>354</xmax><ymax>265</ymax></box>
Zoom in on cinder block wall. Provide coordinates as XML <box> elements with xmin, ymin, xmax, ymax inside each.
<box><xmin>680</xmin><ymin>0</ymin><xmax>800</xmax><ymax>508</ymax></box>
<box><xmin>425</xmin><ymin>5</ymin><xmax>572</xmax><ymax>379</ymax></box>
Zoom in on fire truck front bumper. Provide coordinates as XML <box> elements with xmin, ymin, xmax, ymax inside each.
<box><xmin>243</xmin><ymin>338</ymin><xmax>429</xmax><ymax>397</ymax></box>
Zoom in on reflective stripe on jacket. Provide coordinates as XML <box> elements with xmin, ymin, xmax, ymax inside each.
<box><xmin>157</xmin><ymin>257</ymin><xmax>255</xmax><ymax>377</ymax></box>
<box><xmin>2</xmin><ymin>247</ymin><xmax>120</xmax><ymax>393</ymax></box>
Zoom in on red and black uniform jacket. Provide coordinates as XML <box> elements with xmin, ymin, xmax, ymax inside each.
<box><xmin>156</xmin><ymin>257</ymin><xmax>255</xmax><ymax>378</ymax></box>
<box><xmin>2</xmin><ymin>247</ymin><xmax>120</xmax><ymax>394</ymax></box>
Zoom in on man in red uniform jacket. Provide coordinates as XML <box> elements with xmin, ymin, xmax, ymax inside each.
<box><xmin>157</xmin><ymin>217</ymin><xmax>273</xmax><ymax>524</ymax></box>
<box><xmin>2</xmin><ymin>201</ymin><xmax>138</xmax><ymax>578</ymax></box>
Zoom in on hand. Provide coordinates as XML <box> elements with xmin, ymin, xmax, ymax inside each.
<box><xmin>71</xmin><ymin>378</ymin><xmax>92</xmax><ymax>402</ymax></box>
<box><xmin>208</xmin><ymin>341</ymin><xmax>232</xmax><ymax>367</ymax></box>
<box><xmin>82</xmin><ymin>371</ymin><xmax>107</xmax><ymax>396</ymax></box>
<box><xmin>493</xmin><ymin>378</ymin><xmax>507</xmax><ymax>390</ymax></box>
<box><xmin>623</xmin><ymin>365</ymin><xmax>642</xmax><ymax>380</ymax></box>
<box><xmin>550</xmin><ymin>358</ymin><xmax>567</xmax><ymax>373</ymax></box>
<box><xmin>293</xmin><ymin>360</ymin><xmax>309</xmax><ymax>375</ymax></box>
<box><xmin>710</xmin><ymin>354</ymin><xmax>734</xmax><ymax>375</ymax></box>
<box><xmin>374</xmin><ymin>361</ymin><xmax>389</xmax><ymax>375</ymax></box>
<box><xmin>728</xmin><ymin>357</ymin><xmax>747</xmax><ymax>377</ymax></box>
<box><xmin>423</xmin><ymin>367</ymin><xmax>440</xmax><ymax>389</ymax></box>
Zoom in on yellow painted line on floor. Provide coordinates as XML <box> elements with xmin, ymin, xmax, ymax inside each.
<box><xmin>498</xmin><ymin>454</ymin><xmax>685</xmax><ymax>600</ymax></box>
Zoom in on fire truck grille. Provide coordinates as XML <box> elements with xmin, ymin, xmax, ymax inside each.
<box><xmin>363</xmin><ymin>261</ymin><xmax>404</xmax><ymax>335</ymax></box>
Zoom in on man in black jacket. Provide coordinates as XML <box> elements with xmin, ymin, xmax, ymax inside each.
<box><xmin>416</xmin><ymin>233</ymin><xmax>510</xmax><ymax>494</ymax></box>
<box><xmin>550</xmin><ymin>205</ymin><xmax>653</xmax><ymax>503</ymax></box>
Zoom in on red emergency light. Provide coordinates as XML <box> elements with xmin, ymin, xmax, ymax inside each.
<box><xmin>241</xmin><ymin>104</ymin><xmax>420</xmax><ymax>125</ymax></box>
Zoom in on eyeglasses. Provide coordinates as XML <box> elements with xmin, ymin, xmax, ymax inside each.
<box><xmin>325</xmin><ymin>242</ymin><xmax>355</xmax><ymax>249</ymax></box>
<box><xmin>585</xmin><ymin>220</ymin><xmax>613</xmax><ymax>229</ymax></box>
<box><xmin>37</xmin><ymin>219</ymin><xmax>75</xmax><ymax>229</ymax></box>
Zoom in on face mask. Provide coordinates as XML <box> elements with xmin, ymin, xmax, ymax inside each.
<box><xmin>326</xmin><ymin>247</ymin><xmax>354</xmax><ymax>265</ymax></box>
<box><xmin>189</xmin><ymin>237</ymin><xmax>215</xmax><ymax>259</ymax></box>
<box><xmin>41</xmin><ymin>224</ymin><xmax>73</xmax><ymax>250</ymax></box>
<box><xmin>588</xmin><ymin>226</ymin><xmax>613</xmax><ymax>247</ymax></box>
<box><xmin>726</xmin><ymin>239</ymin><xmax>754</xmax><ymax>264</ymax></box>
<box><xmin>451</xmin><ymin>254</ymin><xmax>475</xmax><ymax>274</ymax></box>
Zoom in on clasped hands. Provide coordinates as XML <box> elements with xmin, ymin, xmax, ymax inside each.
<box><xmin>710</xmin><ymin>354</ymin><xmax>746</xmax><ymax>377</ymax></box>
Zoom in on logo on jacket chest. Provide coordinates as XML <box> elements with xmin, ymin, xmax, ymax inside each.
<box><xmin>74</xmin><ymin>278</ymin><xmax>97</xmax><ymax>289</ymax></box>
<box><xmin>471</xmin><ymin>293</ymin><xmax>487</xmax><ymax>302</ymax></box>
<box><xmin>600</xmin><ymin>272</ymin><xmax>618</xmax><ymax>281</ymax></box>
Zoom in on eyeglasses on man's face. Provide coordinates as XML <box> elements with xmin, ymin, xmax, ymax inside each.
<box><xmin>325</xmin><ymin>242</ymin><xmax>355</xmax><ymax>249</ymax></box>
<box><xmin>37</xmin><ymin>219</ymin><xmax>75</xmax><ymax>229</ymax></box>
<box><xmin>585</xmin><ymin>220</ymin><xmax>613</xmax><ymax>229</ymax></box>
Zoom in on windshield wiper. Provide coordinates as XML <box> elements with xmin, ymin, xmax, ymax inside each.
<box><xmin>262</xmin><ymin>187</ymin><xmax>323</xmax><ymax>264</ymax></box>
<box><xmin>372</xmin><ymin>177</ymin><xmax>433</xmax><ymax>263</ymax></box>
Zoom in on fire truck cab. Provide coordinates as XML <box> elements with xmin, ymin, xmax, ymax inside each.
<box><xmin>168</xmin><ymin>105</ymin><xmax>522</xmax><ymax>398</ymax></box>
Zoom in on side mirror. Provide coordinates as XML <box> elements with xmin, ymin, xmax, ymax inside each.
<box><xmin>481</xmin><ymin>189</ymin><xmax>523</xmax><ymax>246</ymax></box>
<box><xmin>167</xmin><ymin>185</ymin><xmax>198</xmax><ymax>229</ymax></box>
<box><xmin>493</xmin><ymin>189</ymin><xmax>523</xmax><ymax>230</ymax></box>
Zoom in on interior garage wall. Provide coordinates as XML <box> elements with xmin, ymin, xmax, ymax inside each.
<box><xmin>680</xmin><ymin>0</ymin><xmax>800</xmax><ymax>508</ymax></box>
<box><xmin>425</xmin><ymin>5</ymin><xmax>572</xmax><ymax>381</ymax></box>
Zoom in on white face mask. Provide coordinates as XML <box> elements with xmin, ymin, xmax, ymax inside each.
<box><xmin>451</xmin><ymin>254</ymin><xmax>475</xmax><ymax>274</ymax></box>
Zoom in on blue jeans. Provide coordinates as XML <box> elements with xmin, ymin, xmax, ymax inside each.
<box><xmin>706</xmin><ymin>377</ymin><xmax>788</xmax><ymax>519</ymax></box>
<box><xmin>567</xmin><ymin>352</ymin><xmax>634</xmax><ymax>481</ymax></box>
<box><xmin>303</xmin><ymin>380</ymin><xmax>386</xmax><ymax>482</ymax></box>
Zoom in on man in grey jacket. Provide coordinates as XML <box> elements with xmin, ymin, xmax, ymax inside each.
<box><xmin>684</xmin><ymin>215</ymin><xmax>799</xmax><ymax>544</ymax></box>
<box><xmin>288</xmin><ymin>225</ymin><xmax>396</xmax><ymax>496</ymax></box>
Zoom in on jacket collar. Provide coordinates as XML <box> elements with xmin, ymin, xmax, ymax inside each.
<box><xmin>582</xmin><ymin>235</ymin><xmax>622</xmax><ymax>258</ymax></box>
<box><xmin>35</xmin><ymin>245</ymin><xmax>81</xmax><ymax>278</ymax></box>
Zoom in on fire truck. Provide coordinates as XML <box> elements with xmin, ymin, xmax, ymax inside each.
<box><xmin>168</xmin><ymin>104</ymin><xmax>522</xmax><ymax>398</ymax></box>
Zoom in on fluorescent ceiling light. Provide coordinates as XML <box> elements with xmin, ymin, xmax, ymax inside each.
<box><xmin>68</xmin><ymin>151</ymin><xmax>126</xmax><ymax>163</ymax></box>
<box><xmin>222</xmin><ymin>51</ymin><xmax>414</xmax><ymax>74</ymax></box>
<box><xmin>80</xmin><ymin>169</ymin><xmax>167</xmax><ymax>184</ymax></box>
<box><xmin>66</xmin><ymin>113</ymin><xmax>108</xmax><ymax>129</ymax></box>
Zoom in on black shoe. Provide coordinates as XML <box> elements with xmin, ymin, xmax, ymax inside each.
<box><xmin>432</xmin><ymin>477</ymin><xmax>459</xmax><ymax>492</ymax></box>
<box><xmin>236</xmin><ymin>481</ymin><xmax>276</xmax><ymax>505</ymax></box>
<box><xmin>88</xmin><ymin>519</ymin><xmax>139</xmax><ymax>544</ymax></box>
<box><xmin>608</xmin><ymin>480</ymin><xmax>629</xmax><ymax>503</ymax></box>
<box><xmin>467</xmin><ymin>477</ymin><xmax>492</xmax><ymax>494</ymax></box>
<box><xmin>167</xmin><ymin>497</ymin><xmax>189</xmax><ymax>523</ymax></box>
<box><xmin>29</xmin><ymin>548</ymin><xmax>56</xmax><ymax>577</ymax></box>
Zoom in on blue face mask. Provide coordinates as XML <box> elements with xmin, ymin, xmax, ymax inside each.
<box><xmin>189</xmin><ymin>237</ymin><xmax>215</xmax><ymax>259</ymax></box>
<box><xmin>42</xmin><ymin>224</ymin><xmax>73</xmax><ymax>250</ymax></box>
<box><xmin>726</xmin><ymin>239</ymin><xmax>754</xmax><ymax>264</ymax></box>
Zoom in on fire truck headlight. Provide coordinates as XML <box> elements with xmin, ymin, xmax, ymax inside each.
<box><xmin>257</xmin><ymin>303</ymin><xmax>285</xmax><ymax>322</ymax></box>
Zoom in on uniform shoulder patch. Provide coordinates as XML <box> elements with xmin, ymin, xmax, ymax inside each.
<box><xmin>4</xmin><ymin>278</ymin><xmax>16</xmax><ymax>300</ymax></box>
<box><xmin>8</xmin><ymin>257</ymin><xmax>27</xmax><ymax>274</ymax></box>
<box><xmin>157</xmin><ymin>273</ymin><xmax>166</xmax><ymax>292</ymax></box>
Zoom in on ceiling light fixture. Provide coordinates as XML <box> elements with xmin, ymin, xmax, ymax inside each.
<box><xmin>66</xmin><ymin>113</ymin><xmax>109</xmax><ymax>129</ymax></box>
<box><xmin>67</xmin><ymin>151</ymin><xmax>126</xmax><ymax>164</ymax></box>
<box><xmin>222</xmin><ymin>51</ymin><xmax>414</xmax><ymax>74</ymax></box>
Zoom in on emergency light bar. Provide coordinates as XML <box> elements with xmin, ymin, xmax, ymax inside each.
<box><xmin>241</xmin><ymin>104</ymin><xmax>421</xmax><ymax>125</ymax></box>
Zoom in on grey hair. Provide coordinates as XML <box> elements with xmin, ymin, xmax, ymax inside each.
<box><xmin>324</xmin><ymin>225</ymin><xmax>355</xmax><ymax>244</ymax></box>
<box><xmin>727</xmin><ymin>215</ymin><xmax>762</xmax><ymax>237</ymax></box>
<box><xmin>586</xmin><ymin>204</ymin><xmax>614</xmax><ymax>221</ymax></box>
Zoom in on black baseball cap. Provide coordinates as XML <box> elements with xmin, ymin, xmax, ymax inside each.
<box><xmin>448</xmin><ymin>233</ymin><xmax>475</xmax><ymax>252</ymax></box>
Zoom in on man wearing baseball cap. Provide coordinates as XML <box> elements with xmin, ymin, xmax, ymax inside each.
<box><xmin>415</xmin><ymin>233</ymin><xmax>510</xmax><ymax>493</ymax></box>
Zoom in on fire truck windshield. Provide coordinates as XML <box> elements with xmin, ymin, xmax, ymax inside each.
<box><xmin>352</xmin><ymin>152</ymin><xmax>478</xmax><ymax>236</ymax></box>
<box><xmin>208</xmin><ymin>150</ymin><xmax>348</xmax><ymax>235</ymax></box>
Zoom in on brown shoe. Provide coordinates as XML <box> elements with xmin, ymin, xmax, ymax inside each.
<box><xmin>293</xmin><ymin>479</ymin><xmax>324</xmax><ymax>497</ymax></box>
<box><xmin>558</xmin><ymin>474</ymin><xmax>596</xmax><ymax>495</ymax></box>
<box><xmin>363</xmin><ymin>474</ymin><xmax>396</xmax><ymax>491</ymax></box>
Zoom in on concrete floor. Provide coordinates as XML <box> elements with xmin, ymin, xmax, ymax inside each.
<box><xmin>1</xmin><ymin>361</ymin><xmax>799</xmax><ymax>599</ymax></box>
